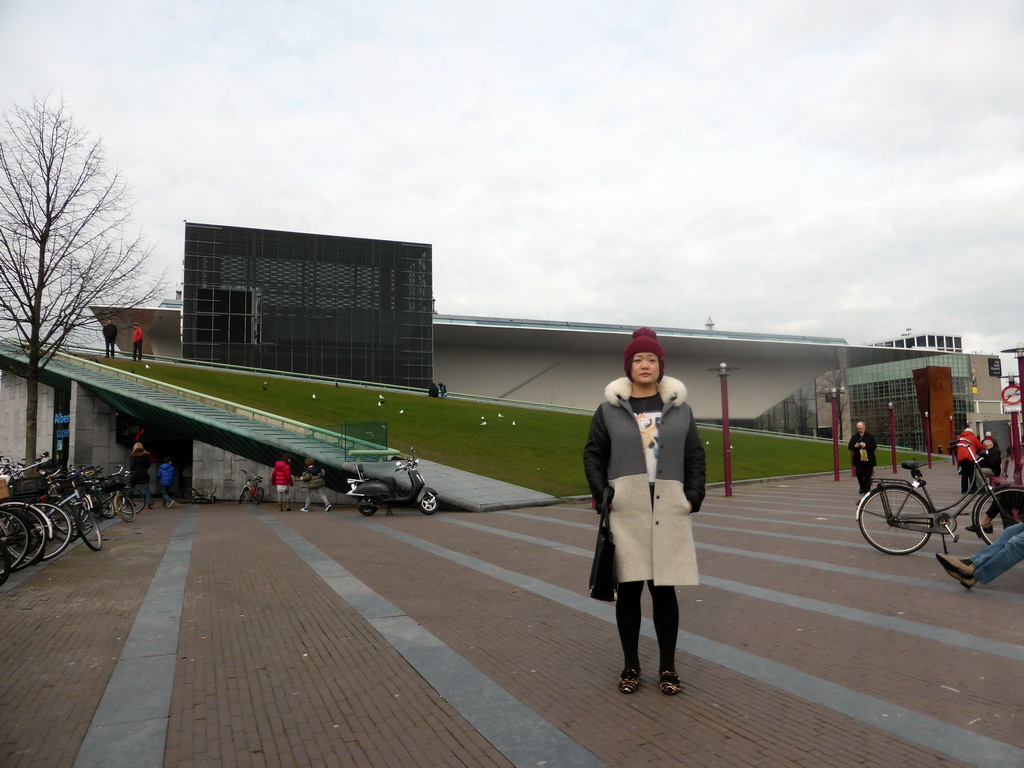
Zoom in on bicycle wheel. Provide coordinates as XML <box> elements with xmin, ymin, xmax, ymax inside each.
<box><xmin>36</xmin><ymin>502</ymin><xmax>75</xmax><ymax>561</ymax></box>
<box><xmin>113</xmin><ymin>492</ymin><xmax>137</xmax><ymax>522</ymax></box>
<box><xmin>857</xmin><ymin>486</ymin><xmax>932</xmax><ymax>555</ymax></box>
<box><xmin>96</xmin><ymin>492</ymin><xmax>116</xmax><ymax>519</ymax></box>
<box><xmin>122</xmin><ymin>487</ymin><xmax>144</xmax><ymax>515</ymax></box>
<box><xmin>0</xmin><ymin>540</ymin><xmax>10</xmax><ymax>586</ymax></box>
<box><xmin>978</xmin><ymin>486</ymin><xmax>1024</xmax><ymax>546</ymax></box>
<box><xmin>75</xmin><ymin>501</ymin><xmax>103</xmax><ymax>551</ymax></box>
<box><xmin>254</xmin><ymin>486</ymin><xmax>265</xmax><ymax>504</ymax></box>
<box><xmin>0</xmin><ymin>506</ymin><xmax>32</xmax><ymax>569</ymax></box>
<box><xmin>239</xmin><ymin>488</ymin><xmax>249</xmax><ymax>504</ymax></box>
<box><xmin>15</xmin><ymin>503</ymin><xmax>49</xmax><ymax>567</ymax></box>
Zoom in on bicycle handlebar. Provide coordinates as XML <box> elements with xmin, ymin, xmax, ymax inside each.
<box><xmin>953</xmin><ymin>438</ymin><xmax>982</xmax><ymax>463</ymax></box>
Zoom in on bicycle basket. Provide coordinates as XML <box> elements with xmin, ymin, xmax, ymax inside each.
<box><xmin>9</xmin><ymin>476</ymin><xmax>48</xmax><ymax>495</ymax></box>
<box><xmin>98</xmin><ymin>479</ymin><xmax>126</xmax><ymax>493</ymax></box>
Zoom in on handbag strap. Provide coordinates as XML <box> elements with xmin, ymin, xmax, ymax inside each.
<box><xmin>598</xmin><ymin>487</ymin><xmax>613</xmax><ymax>536</ymax></box>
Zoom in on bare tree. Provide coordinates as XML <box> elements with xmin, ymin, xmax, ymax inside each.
<box><xmin>819</xmin><ymin>367</ymin><xmax>849</xmax><ymax>441</ymax></box>
<box><xmin>0</xmin><ymin>96</ymin><xmax>163</xmax><ymax>460</ymax></box>
<box><xmin>790</xmin><ymin>382</ymin><xmax>817</xmax><ymax>436</ymax></box>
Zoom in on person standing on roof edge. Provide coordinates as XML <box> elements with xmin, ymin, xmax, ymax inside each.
<box><xmin>583</xmin><ymin>327</ymin><xmax>706</xmax><ymax>696</ymax></box>
<box><xmin>102</xmin><ymin>319</ymin><xmax>118</xmax><ymax>358</ymax></box>
<box><xmin>131</xmin><ymin>322</ymin><xmax>144</xmax><ymax>361</ymax></box>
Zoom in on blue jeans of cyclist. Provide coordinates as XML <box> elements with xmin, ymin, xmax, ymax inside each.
<box><xmin>971</xmin><ymin>522</ymin><xmax>1024</xmax><ymax>584</ymax></box>
<box><xmin>133</xmin><ymin>482</ymin><xmax>153</xmax><ymax>508</ymax></box>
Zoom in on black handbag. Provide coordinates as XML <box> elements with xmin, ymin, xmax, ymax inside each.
<box><xmin>588</xmin><ymin>488</ymin><xmax>617</xmax><ymax>602</ymax></box>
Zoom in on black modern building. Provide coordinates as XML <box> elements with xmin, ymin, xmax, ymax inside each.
<box><xmin>182</xmin><ymin>223</ymin><xmax>433</xmax><ymax>387</ymax></box>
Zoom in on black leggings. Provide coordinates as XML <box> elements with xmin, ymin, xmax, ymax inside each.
<box><xmin>615</xmin><ymin>580</ymin><xmax>679</xmax><ymax>673</ymax></box>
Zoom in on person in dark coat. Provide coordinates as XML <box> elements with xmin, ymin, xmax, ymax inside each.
<box><xmin>129</xmin><ymin>442</ymin><xmax>153</xmax><ymax>509</ymax></box>
<box><xmin>583</xmin><ymin>327</ymin><xmax>706</xmax><ymax>696</ymax></box>
<box><xmin>102</xmin><ymin>320</ymin><xmax>118</xmax><ymax>358</ymax></box>
<box><xmin>966</xmin><ymin>439</ymin><xmax>1004</xmax><ymax>535</ymax></box>
<box><xmin>848</xmin><ymin>421</ymin><xmax>877</xmax><ymax>495</ymax></box>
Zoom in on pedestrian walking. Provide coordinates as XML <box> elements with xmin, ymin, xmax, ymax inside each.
<box><xmin>157</xmin><ymin>457</ymin><xmax>177</xmax><ymax>508</ymax></box>
<box><xmin>300</xmin><ymin>458</ymin><xmax>332</xmax><ymax>512</ymax></box>
<box><xmin>129</xmin><ymin>442</ymin><xmax>154</xmax><ymax>509</ymax></box>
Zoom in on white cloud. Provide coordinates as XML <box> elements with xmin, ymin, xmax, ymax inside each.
<box><xmin>2</xmin><ymin>0</ymin><xmax>1023</xmax><ymax>358</ymax></box>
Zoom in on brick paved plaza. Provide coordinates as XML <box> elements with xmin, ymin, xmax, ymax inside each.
<box><xmin>2</xmin><ymin>465</ymin><xmax>1022</xmax><ymax>767</ymax></box>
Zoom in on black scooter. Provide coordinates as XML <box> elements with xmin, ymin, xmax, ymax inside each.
<box><xmin>343</xmin><ymin>453</ymin><xmax>439</xmax><ymax>516</ymax></box>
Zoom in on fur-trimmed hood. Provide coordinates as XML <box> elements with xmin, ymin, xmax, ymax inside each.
<box><xmin>604</xmin><ymin>376</ymin><xmax>688</xmax><ymax>407</ymax></box>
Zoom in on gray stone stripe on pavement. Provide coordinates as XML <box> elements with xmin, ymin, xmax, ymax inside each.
<box><xmin>0</xmin><ymin>517</ymin><xmax>120</xmax><ymax>596</ymax></box>
<box><xmin>73</xmin><ymin>509</ymin><xmax>197</xmax><ymax>768</ymax></box>
<box><xmin>363</xmin><ymin>516</ymin><xmax>1024</xmax><ymax>768</ymax></box>
<box><xmin>509</xmin><ymin>510</ymin><xmax>1024</xmax><ymax>606</ymax></box>
<box><xmin>451</xmin><ymin>515</ymin><xmax>1024</xmax><ymax>658</ymax></box>
<box><xmin>256</xmin><ymin>510</ymin><xmax>607</xmax><ymax>768</ymax></box>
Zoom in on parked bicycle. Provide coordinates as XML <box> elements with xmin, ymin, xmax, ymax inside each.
<box><xmin>856</xmin><ymin>439</ymin><xmax>1024</xmax><ymax>555</ymax></box>
<box><xmin>44</xmin><ymin>469</ymin><xmax>103</xmax><ymax>552</ymax></box>
<box><xmin>238</xmin><ymin>470</ymin><xmax>265</xmax><ymax>504</ymax></box>
<box><xmin>184</xmin><ymin>485</ymin><xmax>217</xmax><ymax>504</ymax></box>
<box><xmin>88</xmin><ymin>466</ymin><xmax>140</xmax><ymax>521</ymax></box>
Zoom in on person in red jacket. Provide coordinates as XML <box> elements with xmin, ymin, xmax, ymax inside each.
<box><xmin>270</xmin><ymin>454</ymin><xmax>295</xmax><ymax>511</ymax></box>
<box><xmin>955</xmin><ymin>426</ymin><xmax>985</xmax><ymax>495</ymax></box>
<box><xmin>131</xmin><ymin>322</ymin><xmax>144</xmax><ymax>361</ymax></box>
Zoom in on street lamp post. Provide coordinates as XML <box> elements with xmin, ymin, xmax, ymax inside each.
<box><xmin>1001</xmin><ymin>345</ymin><xmax>1024</xmax><ymax>484</ymax></box>
<box><xmin>831</xmin><ymin>388</ymin><xmax>840</xmax><ymax>481</ymax></box>
<box><xmin>710</xmin><ymin>363</ymin><xmax>737</xmax><ymax>497</ymax></box>
<box><xmin>888</xmin><ymin>402</ymin><xmax>897</xmax><ymax>473</ymax></box>
<box><xmin>924</xmin><ymin>410</ymin><xmax>932</xmax><ymax>468</ymax></box>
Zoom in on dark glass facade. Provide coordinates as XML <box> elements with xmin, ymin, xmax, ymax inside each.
<box><xmin>182</xmin><ymin>223</ymin><xmax>433</xmax><ymax>387</ymax></box>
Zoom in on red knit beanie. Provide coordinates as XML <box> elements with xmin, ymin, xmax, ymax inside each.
<box><xmin>623</xmin><ymin>327</ymin><xmax>665</xmax><ymax>382</ymax></box>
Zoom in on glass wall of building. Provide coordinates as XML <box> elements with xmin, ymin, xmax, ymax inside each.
<box><xmin>846</xmin><ymin>353</ymin><xmax>973</xmax><ymax>452</ymax></box>
<box><xmin>182</xmin><ymin>223</ymin><xmax>433</xmax><ymax>388</ymax></box>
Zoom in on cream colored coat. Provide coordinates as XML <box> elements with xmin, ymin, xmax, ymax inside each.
<box><xmin>583</xmin><ymin>376</ymin><xmax>706</xmax><ymax>586</ymax></box>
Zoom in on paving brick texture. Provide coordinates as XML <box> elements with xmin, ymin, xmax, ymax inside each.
<box><xmin>1</xmin><ymin>462</ymin><xmax>1021</xmax><ymax>767</ymax></box>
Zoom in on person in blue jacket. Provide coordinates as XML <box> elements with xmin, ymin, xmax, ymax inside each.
<box><xmin>157</xmin><ymin>457</ymin><xmax>177</xmax><ymax>508</ymax></box>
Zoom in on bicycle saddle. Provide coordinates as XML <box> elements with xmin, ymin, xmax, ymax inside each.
<box><xmin>901</xmin><ymin>461</ymin><xmax>928</xmax><ymax>470</ymax></box>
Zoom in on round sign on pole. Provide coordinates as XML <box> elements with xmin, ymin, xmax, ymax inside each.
<box><xmin>1002</xmin><ymin>384</ymin><xmax>1022</xmax><ymax>406</ymax></box>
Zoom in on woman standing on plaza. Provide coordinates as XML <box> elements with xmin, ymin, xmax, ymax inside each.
<box><xmin>583</xmin><ymin>327</ymin><xmax>706</xmax><ymax>695</ymax></box>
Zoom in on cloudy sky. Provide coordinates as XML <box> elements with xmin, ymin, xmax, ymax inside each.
<box><xmin>3</xmin><ymin>1</ymin><xmax>1023</xmax><ymax>363</ymax></box>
